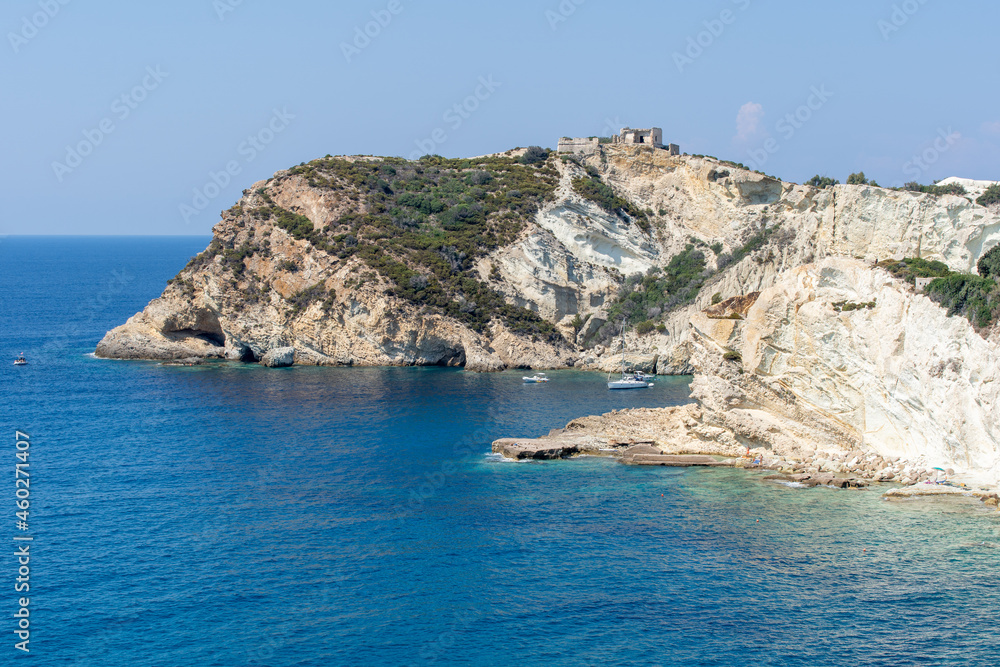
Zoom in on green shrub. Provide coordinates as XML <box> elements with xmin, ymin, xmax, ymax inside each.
<box><xmin>270</xmin><ymin>207</ymin><xmax>313</xmax><ymax>240</ymax></box>
<box><xmin>977</xmin><ymin>244</ymin><xmax>1000</xmax><ymax>279</ymax></box>
<box><xmin>718</xmin><ymin>224</ymin><xmax>782</xmax><ymax>270</ymax></box>
<box><xmin>807</xmin><ymin>175</ymin><xmax>839</xmax><ymax>188</ymax></box>
<box><xmin>571</xmin><ymin>176</ymin><xmax>650</xmax><ymax>231</ymax></box>
<box><xmin>902</xmin><ymin>181</ymin><xmax>967</xmax><ymax>197</ymax></box>
<box><xmin>636</xmin><ymin>320</ymin><xmax>655</xmax><ymax>335</ymax></box>
<box><xmin>847</xmin><ymin>172</ymin><xmax>869</xmax><ymax>185</ymax></box>
<box><xmin>520</xmin><ymin>146</ymin><xmax>550</xmax><ymax>165</ymax></box>
<box><xmin>589</xmin><ymin>245</ymin><xmax>707</xmax><ymax>346</ymax></box>
<box><xmin>978</xmin><ymin>184</ymin><xmax>1000</xmax><ymax>207</ymax></box>
<box><xmin>711</xmin><ymin>292</ymin><xmax>723</xmax><ymax>305</ymax></box>
<box><xmin>927</xmin><ymin>274</ymin><xmax>1000</xmax><ymax>329</ymax></box>
<box><xmin>876</xmin><ymin>257</ymin><xmax>952</xmax><ymax>285</ymax></box>
<box><xmin>723</xmin><ymin>351</ymin><xmax>742</xmax><ymax>362</ymax></box>
<box><xmin>873</xmin><ymin>256</ymin><xmax>1000</xmax><ymax>330</ymax></box>
<box><xmin>287</xmin><ymin>283</ymin><xmax>328</xmax><ymax>314</ymax></box>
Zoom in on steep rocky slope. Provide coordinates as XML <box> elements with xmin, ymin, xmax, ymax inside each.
<box><xmin>98</xmin><ymin>145</ymin><xmax>1000</xmax><ymax>374</ymax></box>
<box><xmin>690</xmin><ymin>258</ymin><xmax>1000</xmax><ymax>484</ymax></box>
<box><xmin>98</xmin><ymin>143</ymin><xmax>1000</xmax><ymax>480</ymax></box>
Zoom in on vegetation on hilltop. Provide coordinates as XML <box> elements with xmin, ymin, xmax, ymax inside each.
<box><xmin>806</xmin><ymin>175</ymin><xmax>839</xmax><ymax>189</ymax></box>
<box><xmin>520</xmin><ymin>146</ymin><xmax>550</xmax><ymax>165</ymax></box>
<box><xmin>902</xmin><ymin>181</ymin><xmax>968</xmax><ymax>197</ymax></box>
<box><xmin>847</xmin><ymin>172</ymin><xmax>880</xmax><ymax>187</ymax></box>
<box><xmin>808</xmin><ymin>174</ymin><xmax>969</xmax><ymax>198</ymax></box>
<box><xmin>200</xmin><ymin>154</ymin><xmax>564</xmax><ymax>340</ymax></box>
<box><xmin>687</xmin><ymin>154</ymin><xmax>779</xmax><ymax>180</ymax></box>
<box><xmin>977</xmin><ymin>183</ymin><xmax>1000</xmax><ymax>207</ymax></box>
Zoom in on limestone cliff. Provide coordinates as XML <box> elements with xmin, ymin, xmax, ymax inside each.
<box><xmin>688</xmin><ymin>258</ymin><xmax>1000</xmax><ymax>484</ymax></box>
<box><xmin>98</xmin><ymin>145</ymin><xmax>1000</xmax><ymax>377</ymax></box>
<box><xmin>494</xmin><ymin>257</ymin><xmax>1000</xmax><ymax>485</ymax></box>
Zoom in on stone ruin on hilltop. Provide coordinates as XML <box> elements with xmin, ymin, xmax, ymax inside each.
<box><xmin>557</xmin><ymin>127</ymin><xmax>680</xmax><ymax>156</ymax></box>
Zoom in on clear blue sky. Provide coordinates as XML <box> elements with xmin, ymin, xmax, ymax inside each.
<box><xmin>3</xmin><ymin>0</ymin><xmax>998</xmax><ymax>235</ymax></box>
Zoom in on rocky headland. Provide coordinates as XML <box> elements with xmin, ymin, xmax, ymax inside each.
<box><xmin>98</xmin><ymin>142</ymin><xmax>1000</xmax><ymax>489</ymax></box>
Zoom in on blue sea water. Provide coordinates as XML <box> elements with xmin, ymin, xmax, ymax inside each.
<box><xmin>1</xmin><ymin>236</ymin><xmax>999</xmax><ymax>666</ymax></box>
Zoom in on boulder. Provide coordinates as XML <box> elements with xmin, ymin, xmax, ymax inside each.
<box><xmin>261</xmin><ymin>347</ymin><xmax>295</xmax><ymax>368</ymax></box>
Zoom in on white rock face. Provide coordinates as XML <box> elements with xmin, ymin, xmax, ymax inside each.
<box><xmin>690</xmin><ymin>258</ymin><xmax>1000</xmax><ymax>484</ymax></box>
<box><xmin>826</xmin><ymin>185</ymin><xmax>1000</xmax><ymax>271</ymax></box>
<box><xmin>97</xmin><ymin>147</ymin><xmax>1000</xmax><ymax>384</ymax></box>
<box><xmin>479</xmin><ymin>150</ymin><xmax>1000</xmax><ymax>372</ymax></box>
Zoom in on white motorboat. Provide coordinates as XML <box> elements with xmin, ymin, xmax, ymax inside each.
<box><xmin>608</xmin><ymin>372</ymin><xmax>654</xmax><ymax>390</ymax></box>
<box><xmin>607</xmin><ymin>325</ymin><xmax>653</xmax><ymax>390</ymax></box>
<box><xmin>523</xmin><ymin>373</ymin><xmax>550</xmax><ymax>383</ymax></box>
<box><xmin>13</xmin><ymin>353</ymin><xmax>27</xmax><ymax>366</ymax></box>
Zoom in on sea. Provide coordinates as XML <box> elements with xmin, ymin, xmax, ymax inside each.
<box><xmin>1</xmin><ymin>236</ymin><xmax>999</xmax><ymax>666</ymax></box>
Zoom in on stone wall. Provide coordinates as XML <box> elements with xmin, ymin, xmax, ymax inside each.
<box><xmin>557</xmin><ymin>137</ymin><xmax>600</xmax><ymax>155</ymax></box>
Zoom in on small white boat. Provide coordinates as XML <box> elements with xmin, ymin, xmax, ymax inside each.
<box><xmin>607</xmin><ymin>325</ymin><xmax>653</xmax><ymax>390</ymax></box>
<box><xmin>608</xmin><ymin>372</ymin><xmax>654</xmax><ymax>390</ymax></box>
<box><xmin>523</xmin><ymin>373</ymin><xmax>550</xmax><ymax>383</ymax></box>
<box><xmin>13</xmin><ymin>353</ymin><xmax>27</xmax><ymax>366</ymax></box>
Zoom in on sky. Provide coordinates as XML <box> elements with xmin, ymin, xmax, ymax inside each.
<box><xmin>2</xmin><ymin>0</ymin><xmax>999</xmax><ymax>235</ymax></box>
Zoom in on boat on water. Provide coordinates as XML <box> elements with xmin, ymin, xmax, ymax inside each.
<box><xmin>13</xmin><ymin>353</ymin><xmax>27</xmax><ymax>366</ymax></box>
<box><xmin>523</xmin><ymin>373</ymin><xmax>550</xmax><ymax>383</ymax></box>
<box><xmin>608</xmin><ymin>325</ymin><xmax>653</xmax><ymax>390</ymax></box>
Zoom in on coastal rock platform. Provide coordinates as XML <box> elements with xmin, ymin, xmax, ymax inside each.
<box><xmin>492</xmin><ymin>405</ymin><xmax>998</xmax><ymax>505</ymax></box>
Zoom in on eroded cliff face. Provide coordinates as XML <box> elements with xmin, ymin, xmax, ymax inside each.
<box><xmin>98</xmin><ymin>145</ymin><xmax>999</xmax><ymax>377</ymax></box>
<box><xmin>96</xmin><ymin>238</ymin><xmax>575</xmax><ymax>372</ymax></box>
<box><xmin>689</xmin><ymin>258</ymin><xmax>1000</xmax><ymax>484</ymax></box>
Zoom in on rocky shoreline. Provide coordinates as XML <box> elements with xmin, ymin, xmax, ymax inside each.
<box><xmin>95</xmin><ymin>145</ymin><xmax>1000</xmax><ymax>489</ymax></box>
<box><xmin>492</xmin><ymin>406</ymin><xmax>1000</xmax><ymax>510</ymax></box>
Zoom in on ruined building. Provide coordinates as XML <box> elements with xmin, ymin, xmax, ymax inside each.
<box><xmin>557</xmin><ymin>127</ymin><xmax>680</xmax><ymax>156</ymax></box>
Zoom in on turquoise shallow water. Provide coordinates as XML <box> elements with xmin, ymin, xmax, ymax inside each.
<box><xmin>1</xmin><ymin>237</ymin><xmax>999</xmax><ymax>666</ymax></box>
